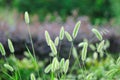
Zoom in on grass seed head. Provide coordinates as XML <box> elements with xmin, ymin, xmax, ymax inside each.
<box><xmin>59</xmin><ymin>26</ymin><xmax>65</xmax><ymax>40</ymax></box>
<box><xmin>8</xmin><ymin>39</ymin><xmax>15</xmax><ymax>53</ymax></box>
<box><xmin>116</xmin><ymin>56</ymin><xmax>120</xmax><ymax>65</ymax></box>
<box><xmin>104</xmin><ymin>40</ymin><xmax>110</xmax><ymax>50</ymax></box>
<box><xmin>81</xmin><ymin>42</ymin><xmax>88</xmax><ymax>61</ymax></box>
<box><xmin>60</xmin><ymin>58</ymin><xmax>65</xmax><ymax>71</ymax></box>
<box><xmin>30</xmin><ymin>73</ymin><xmax>36</xmax><ymax>80</ymax></box>
<box><xmin>72</xmin><ymin>21</ymin><xmax>81</xmax><ymax>39</ymax></box>
<box><xmin>63</xmin><ymin>59</ymin><xmax>69</xmax><ymax>74</ymax></box>
<box><xmin>65</xmin><ymin>31</ymin><xmax>72</xmax><ymax>42</ymax></box>
<box><xmin>0</xmin><ymin>42</ymin><xmax>6</xmax><ymax>56</ymax></box>
<box><xmin>24</xmin><ymin>11</ymin><xmax>30</xmax><ymax>24</ymax></box>
<box><xmin>93</xmin><ymin>52</ymin><xmax>98</xmax><ymax>60</ymax></box>
<box><xmin>51</xmin><ymin>57</ymin><xmax>59</xmax><ymax>72</ymax></box>
<box><xmin>92</xmin><ymin>28</ymin><xmax>103</xmax><ymax>41</ymax></box>
<box><xmin>45</xmin><ymin>31</ymin><xmax>51</xmax><ymax>46</ymax></box>
<box><xmin>4</xmin><ymin>64</ymin><xmax>14</xmax><ymax>72</ymax></box>
<box><xmin>49</xmin><ymin>40</ymin><xmax>57</xmax><ymax>55</ymax></box>
<box><xmin>78</xmin><ymin>42</ymin><xmax>84</xmax><ymax>47</ymax></box>
<box><xmin>54</xmin><ymin>37</ymin><xmax>59</xmax><ymax>46</ymax></box>
<box><xmin>97</xmin><ymin>40</ymin><xmax>105</xmax><ymax>53</ymax></box>
<box><xmin>44</xmin><ymin>64</ymin><xmax>51</xmax><ymax>73</ymax></box>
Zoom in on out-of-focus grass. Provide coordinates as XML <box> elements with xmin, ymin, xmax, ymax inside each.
<box><xmin>0</xmin><ymin>8</ymin><xmax>16</xmax><ymax>26</ymax></box>
<box><xmin>0</xmin><ymin>53</ymin><xmax>120</xmax><ymax>80</ymax></box>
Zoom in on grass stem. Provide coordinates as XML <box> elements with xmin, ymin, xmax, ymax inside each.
<box><xmin>26</xmin><ymin>24</ymin><xmax>40</xmax><ymax>77</ymax></box>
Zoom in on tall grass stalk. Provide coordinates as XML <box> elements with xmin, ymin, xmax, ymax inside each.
<box><xmin>58</xmin><ymin>26</ymin><xmax>65</xmax><ymax>56</ymax></box>
<box><xmin>58</xmin><ymin>40</ymin><xmax>61</xmax><ymax>57</ymax></box>
<box><xmin>70</xmin><ymin>41</ymin><xmax>88</xmax><ymax>79</ymax></box>
<box><xmin>2</xmin><ymin>70</ymin><xmax>14</xmax><ymax>80</ymax></box>
<box><xmin>12</xmin><ymin>56</ymin><xmax>22</xmax><ymax>80</ymax></box>
<box><xmin>69</xmin><ymin>47</ymin><xmax>85</xmax><ymax>79</ymax></box>
<box><xmin>51</xmin><ymin>72</ymin><xmax>54</xmax><ymax>80</ymax></box>
<box><xmin>0</xmin><ymin>43</ymin><xmax>8</xmax><ymax>63</ymax></box>
<box><xmin>68</xmin><ymin>42</ymin><xmax>74</xmax><ymax>59</ymax></box>
<box><xmin>66</xmin><ymin>21</ymin><xmax>84</xmax><ymax>78</ymax></box>
<box><xmin>24</xmin><ymin>11</ymin><xmax>40</xmax><ymax>77</ymax></box>
<box><xmin>0</xmin><ymin>42</ymin><xmax>15</xmax><ymax>79</ymax></box>
<box><xmin>8</xmin><ymin>39</ymin><xmax>22</xmax><ymax>80</ymax></box>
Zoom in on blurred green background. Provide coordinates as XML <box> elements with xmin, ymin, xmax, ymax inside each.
<box><xmin>0</xmin><ymin>0</ymin><xmax>120</xmax><ymax>25</ymax></box>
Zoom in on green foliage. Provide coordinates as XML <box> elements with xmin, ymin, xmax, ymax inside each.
<box><xmin>110</xmin><ymin>0</ymin><xmax>120</xmax><ymax>25</ymax></box>
<box><xmin>0</xmin><ymin>0</ymin><xmax>113</xmax><ymax>23</ymax></box>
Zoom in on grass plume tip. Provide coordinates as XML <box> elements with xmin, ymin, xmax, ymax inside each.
<box><xmin>45</xmin><ymin>31</ymin><xmax>51</xmax><ymax>46</ymax></box>
<box><xmin>72</xmin><ymin>21</ymin><xmax>81</xmax><ymax>39</ymax></box>
<box><xmin>24</xmin><ymin>11</ymin><xmax>30</xmax><ymax>24</ymax></box>
<box><xmin>44</xmin><ymin>64</ymin><xmax>51</xmax><ymax>73</ymax></box>
<box><xmin>63</xmin><ymin>59</ymin><xmax>69</xmax><ymax>74</ymax></box>
<box><xmin>49</xmin><ymin>40</ymin><xmax>57</xmax><ymax>55</ymax></box>
<box><xmin>65</xmin><ymin>31</ymin><xmax>72</xmax><ymax>42</ymax></box>
<box><xmin>81</xmin><ymin>42</ymin><xmax>88</xmax><ymax>61</ymax></box>
<box><xmin>92</xmin><ymin>28</ymin><xmax>103</xmax><ymax>41</ymax></box>
<box><xmin>0</xmin><ymin>42</ymin><xmax>6</xmax><ymax>56</ymax></box>
<box><xmin>4</xmin><ymin>64</ymin><xmax>14</xmax><ymax>72</ymax></box>
<box><xmin>8</xmin><ymin>39</ymin><xmax>15</xmax><ymax>53</ymax></box>
<box><xmin>54</xmin><ymin>37</ymin><xmax>59</xmax><ymax>46</ymax></box>
<box><xmin>59</xmin><ymin>26</ymin><xmax>65</xmax><ymax>40</ymax></box>
<box><xmin>30</xmin><ymin>73</ymin><xmax>36</xmax><ymax>80</ymax></box>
